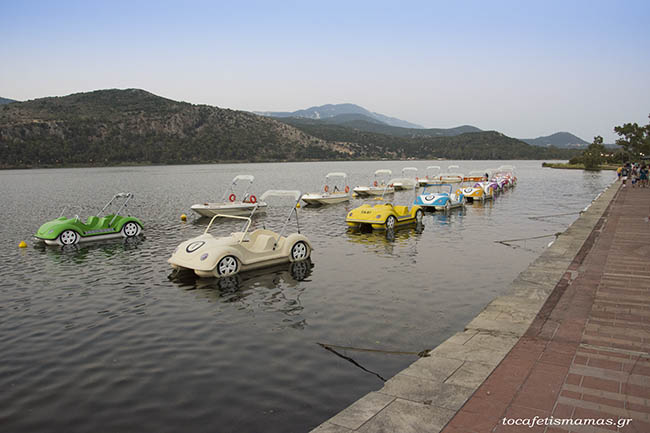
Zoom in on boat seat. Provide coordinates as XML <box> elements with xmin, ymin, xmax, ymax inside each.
<box><xmin>252</xmin><ymin>234</ymin><xmax>277</xmax><ymax>251</ymax></box>
<box><xmin>393</xmin><ymin>205</ymin><xmax>408</xmax><ymax>215</ymax></box>
<box><xmin>86</xmin><ymin>216</ymin><xmax>100</xmax><ymax>226</ymax></box>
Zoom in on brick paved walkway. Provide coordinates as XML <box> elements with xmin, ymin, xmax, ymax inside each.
<box><xmin>442</xmin><ymin>184</ymin><xmax>650</xmax><ymax>433</ymax></box>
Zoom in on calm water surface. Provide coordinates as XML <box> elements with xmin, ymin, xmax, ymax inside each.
<box><xmin>0</xmin><ymin>161</ymin><xmax>615</xmax><ymax>433</ymax></box>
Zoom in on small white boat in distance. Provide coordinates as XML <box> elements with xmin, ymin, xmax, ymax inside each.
<box><xmin>353</xmin><ymin>169</ymin><xmax>395</xmax><ymax>196</ymax></box>
<box><xmin>191</xmin><ymin>174</ymin><xmax>268</xmax><ymax>217</ymax></box>
<box><xmin>302</xmin><ymin>172</ymin><xmax>351</xmax><ymax>205</ymax></box>
<box><xmin>464</xmin><ymin>170</ymin><xmax>489</xmax><ymax>183</ymax></box>
<box><xmin>390</xmin><ymin>167</ymin><xmax>419</xmax><ymax>190</ymax></box>
<box><xmin>419</xmin><ymin>165</ymin><xmax>441</xmax><ymax>186</ymax></box>
<box><xmin>431</xmin><ymin>172</ymin><xmax>464</xmax><ymax>184</ymax></box>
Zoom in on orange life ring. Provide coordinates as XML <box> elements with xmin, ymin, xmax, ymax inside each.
<box><xmin>345</xmin><ymin>186</ymin><xmax>350</xmax><ymax>193</ymax></box>
<box><xmin>229</xmin><ymin>193</ymin><xmax>236</xmax><ymax>202</ymax></box>
<box><xmin>249</xmin><ymin>195</ymin><xmax>257</xmax><ymax>204</ymax></box>
<box><xmin>373</xmin><ymin>180</ymin><xmax>378</xmax><ymax>187</ymax></box>
<box><xmin>389</xmin><ymin>183</ymin><xmax>394</xmax><ymax>187</ymax></box>
<box><xmin>324</xmin><ymin>185</ymin><xmax>329</xmax><ymax>192</ymax></box>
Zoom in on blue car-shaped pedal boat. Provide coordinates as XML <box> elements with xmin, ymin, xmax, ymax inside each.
<box><xmin>414</xmin><ymin>183</ymin><xmax>466</xmax><ymax>212</ymax></box>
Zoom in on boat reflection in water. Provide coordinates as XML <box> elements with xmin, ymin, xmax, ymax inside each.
<box><xmin>346</xmin><ymin>221</ymin><xmax>424</xmax><ymax>258</ymax></box>
<box><xmin>34</xmin><ymin>235</ymin><xmax>145</xmax><ymax>264</ymax></box>
<box><xmin>169</xmin><ymin>259</ymin><xmax>314</xmax><ymax>327</ymax></box>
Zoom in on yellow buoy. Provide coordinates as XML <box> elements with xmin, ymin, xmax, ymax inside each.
<box><xmin>296</xmin><ymin>203</ymin><xmax>301</xmax><ymax>208</ymax></box>
<box><xmin>180</xmin><ymin>214</ymin><xmax>187</xmax><ymax>221</ymax></box>
<box><xmin>18</xmin><ymin>241</ymin><xmax>27</xmax><ymax>248</ymax></box>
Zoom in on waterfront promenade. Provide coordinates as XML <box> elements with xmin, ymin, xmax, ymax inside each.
<box><xmin>312</xmin><ymin>181</ymin><xmax>650</xmax><ymax>433</ymax></box>
<box><xmin>442</xmin><ymin>183</ymin><xmax>650</xmax><ymax>433</ymax></box>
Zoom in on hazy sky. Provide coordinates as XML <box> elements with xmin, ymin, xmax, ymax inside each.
<box><xmin>2</xmin><ymin>0</ymin><xmax>649</xmax><ymax>142</ymax></box>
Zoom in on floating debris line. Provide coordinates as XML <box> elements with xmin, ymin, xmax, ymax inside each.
<box><xmin>318</xmin><ymin>343</ymin><xmax>428</xmax><ymax>357</ymax></box>
<box><xmin>495</xmin><ymin>232</ymin><xmax>562</xmax><ymax>248</ymax></box>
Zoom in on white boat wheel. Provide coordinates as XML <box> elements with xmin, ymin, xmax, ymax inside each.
<box><xmin>122</xmin><ymin>222</ymin><xmax>139</xmax><ymax>237</ymax></box>
<box><xmin>59</xmin><ymin>230</ymin><xmax>78</xmax><ymax>245</ymax></box>
<box><xmin>291</xmin><ymin>241</ymin><xmax>308</xmax><ymax>260</ymax></box>
<box><xmin>217</xmin><ymin>255</ymin><xmax>239</xmax><ymax>276</ymax></box>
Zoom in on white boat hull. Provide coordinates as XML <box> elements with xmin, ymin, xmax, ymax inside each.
<box><xmin>354</xmin><ymin>186</ymin><xmax>395</xmax><ymax>196</ymax></box>
<box><xmin>391</xmin><ymin>178</ymin><xmax>417</xmax><ymax>190</ymax></box>
<box><xmin>191</xmin><ymin>202</ymin><xmax>267</xmax><ymax>218</ymax></box>
<box><xmin>302</xmin><ymin>193</ymin><xmax>350</xmax><ymax>205</ymax></box>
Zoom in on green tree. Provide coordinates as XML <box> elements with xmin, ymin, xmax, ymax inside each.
<box><xmin>614</xmin><ymin>114</ymin><xmax>650</xmax><ymax>160</ymax></box>
<box><xmin>583</xmin><ymin>136</ymin><xmax>606</xmax><ymax>170</ymax></box>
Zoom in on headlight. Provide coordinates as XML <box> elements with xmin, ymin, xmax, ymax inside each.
<box><xmin>375</xmin><ymin>214</ymin><xmax>382</xmax><ymax>218</ymax></box>
<box><xmin>200</xmin><ymin>253</ymin><xmax>209</xmax><ymax>261</ymax></box>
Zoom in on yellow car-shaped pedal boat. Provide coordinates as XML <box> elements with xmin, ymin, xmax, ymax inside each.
<box><xmin>346</xmin><ymin>203</ymin><xmax>423</xmax><ymax>230</ymax></box>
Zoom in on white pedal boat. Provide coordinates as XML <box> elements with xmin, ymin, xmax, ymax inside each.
<box><xmin>418</xmin><ymin>166</ymin><xmax>441</xmax><ymax>186</ymax></box>
<box><xmin>390</xmin><ymin>167</ymin><xmax>419</xmax><ymax>190</ymax></box>
<box><xmin>191</xmin><ymin>174</ymin><xmax>267</xmax><ymax>217</ymax></box>
<box><xmin>353</xmin><ymin>169</ymin><xmax>395</xmax><ymax>196</ymax></box>
<box><xmin>302</xmin><ymin>172</ymin><xmax>351</xmax><ymax>205</ymax></box>
<box><xmin>431</xmin><ymin>172</ymin><xmax>464</xmax><ymax>184</ymax></box>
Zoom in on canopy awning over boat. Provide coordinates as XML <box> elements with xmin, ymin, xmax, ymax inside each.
<box><xmin>260</xmin><ymin>190</ymin><xmax>302</xmax><ymax>202</ymax></box>
<box><xmin>232</xmin><ymin>174</ymin><xmax>255</xmax><ymax>183</ymax></box>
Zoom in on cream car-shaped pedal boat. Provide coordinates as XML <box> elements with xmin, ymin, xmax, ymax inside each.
<box><xmin>169</xmin><ymin>190</ymin><xmax>312</xmax><ymax>278</ymax></box>
<box><xmin>302</xmin><ymin>172</ymin><xmax>351</xmax><ymax>205</ymax></box>
<box><xmin>191</xmin><ymin>174</ymin><xmax>268</xmax><ymax>217</ymax></box>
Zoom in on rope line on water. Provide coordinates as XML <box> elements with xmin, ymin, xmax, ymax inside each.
<box><xmin>495</xmin><ymin>232</ymin><xmax>562</xmax><ymax>248</ymax></box>
<box><xmin>318</xmin><ymin>343</ymin><xmax>429</xmax><ymax>357</ymax></box>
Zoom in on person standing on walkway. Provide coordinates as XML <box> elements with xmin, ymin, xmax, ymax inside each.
<box><xmin>621</xmin><ymin>164</ymin><xmax>629</xmax><ymax>187</ymax></box>
<box><xmin>640</xmin><ymin>165</ymin><xmax>648</xmax><ymax>188</ymax></box>
<box><xmin>617</xmin><ymin>165</ymin><xmax>622</xmax><ymax>180</ymax></box>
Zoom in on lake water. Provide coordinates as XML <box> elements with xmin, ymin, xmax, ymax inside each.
<box><xmin>0</xmin><ymin>161</ymin><xmax>615</xmax><ymax>433</ymax></box>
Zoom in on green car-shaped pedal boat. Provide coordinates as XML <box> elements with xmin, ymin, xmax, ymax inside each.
<box><xmin>34</xmin><ymin>193</ymin><xmax>143</xmax><ymax>246</ymax></box>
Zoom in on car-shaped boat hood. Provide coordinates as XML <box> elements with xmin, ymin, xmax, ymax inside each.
<box><xmin>35</xmin><ymin>217</ymin><xmax>70</xmax><ymax>239</ymax></box>
<box><xmin>168</xmin><ymin>232</ymin><xmax>245</xmax><ymax>271</ymax></box>
<box><xmin>346</xmin><ymin>203</ymin><xmax>394</xmax><ymax>221</ymax></box>
<box><xmin>415</xmin><ymin>193</ymin><xmax>450</xmax><ymax>205</ymax></box>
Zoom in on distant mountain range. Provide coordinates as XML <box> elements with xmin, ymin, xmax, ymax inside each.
<box><xmin>521</xmin><ymin>132</ymin><xmax>589</xmax><ymax>148</ymax></box>
<box><xmin>283</xmin><ymin>113</ymin><xmax>483</xmax><ymax>138</ymax></box>
<box><xmin>0</xmin><ymin>89</ymin><xmax>579</xmax><ymax>169</ymax></box>
<box><xmin>0</xmin><ymin>97</ymin><xmax>16</xmax><ymax>105</ymax></box>
<box><xmin>257</xmin><ymin>103</ymin><xmax>595</xmax><ymax>148</ymax></box>
<box><xmin>255</xmin><ymin>103</ymin><xmax>424</xmax><ymax>129</ymax></box>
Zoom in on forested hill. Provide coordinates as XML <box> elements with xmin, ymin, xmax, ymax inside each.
<box><xmin>283</xmin><ymin>116</ymin><xmax>482</xmax><ymax>138</ymax></box>
<box><xmin>0</xmin><ymin>97</ymin><xmax>16</xmax><ymax>105</ymax></box>
<box><xmin>0</xmin><ymin>89</ymin><xmax>578</xmax><ymax>168</ymax></box>
<box><xmin>0</xmin><ymin>89</ymin><xmax>356</xmax><ymax>168</ymax></box>
<box><xmin>279</xmin><ymin>118</ymin><xmax>578</xmax><ymax>160</ymax></box>
<box><xmin>522</xmin><ymin>132</ymin><xmax>589</xmax><ymax>148</ymax></box>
